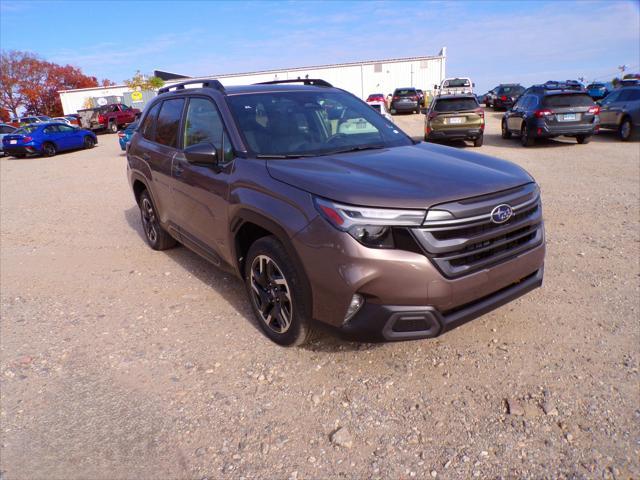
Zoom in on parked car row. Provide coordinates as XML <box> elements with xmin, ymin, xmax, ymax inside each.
<box><xmin>424</xmin><ymin>81</ymin><xmax>639</xmax><ymax>148</ymax></box>
<box><xmin>1</xmin><ymin>122</ymin><xmax>97</xmax><ymax>157</ymax></box>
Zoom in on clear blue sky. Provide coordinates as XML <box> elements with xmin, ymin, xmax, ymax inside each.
<box><xmin>1</xmin><ymin>0</ymin><xmax>639</xmax><ymax>93</ymax></box>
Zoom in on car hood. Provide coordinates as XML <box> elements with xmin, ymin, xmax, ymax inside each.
<box><xmin>266</xmin><ymin>143</ymin><xmax>534</xmax><ymax>209</ymax></box>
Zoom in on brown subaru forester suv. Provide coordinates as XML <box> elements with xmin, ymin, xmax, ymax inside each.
<box><xmin>127</xmin><ymin>78</ymin><xmax>545</xmax><ymax>346</ymax></box>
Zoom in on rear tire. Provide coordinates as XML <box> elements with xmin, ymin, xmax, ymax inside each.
<box><xmin>245</xmin><ymin>236</ymin><xmax>314</xmax><ymax>346</ymax></box>
<box><xmin>473</xmin><ymin>135</ymin><xmax>484</xmax><ymax>147</ymax></box>
<box><xmin>576</xmin><ymin>135</ymin><xmax>591</xmax><ymax>144</ymax></box>
<box><xmin>520</xmin><ymin>123</ymin><xmax>534</xmax><ymax>147</ymax></box>
<box><xmin>138</xmin><ymin>190</ymin><xmax>177</xmax><ymax>251</ymax></box>
<box><xmin>42</xmin><ymin>142</ymin><xmax>56</xmax><ymax>157</ymax></box>
<box><xmin>83</xmin><ymin>136</ymin><xmax>95</xmax><ymax>149</ymax></box>
<box><xmin>501</xmin><ymin>120</ymin><xmax>512</xmax><ymax>139</ymax></box>
<box><xmin>618</xmin><ymin>118</ymin><xmax>632</xmax><ymax>141</ymax></box>
<box><xmin>109</xmin><ymin>121</ymin><xmax>118</xmax><ymax>134</ymax></box>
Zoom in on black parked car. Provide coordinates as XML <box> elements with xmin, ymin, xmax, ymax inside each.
<box><xmin>390</xmin><ymin>88</ymin><xmax>420</xmax><ymax>114</ymax></box>
<box><xmin>501</xmin><ymin>82</ymin><xmax>599</xmax><ymax>147</ymax></box>
<box><xmin>493</xmin><ymin>84</ymin><xmax>525</xmax><ymax>110</ymax></box>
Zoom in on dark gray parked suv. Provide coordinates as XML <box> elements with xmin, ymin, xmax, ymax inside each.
<box><xmin>127</xmin><ymin>78</ymin><xmax>545</xmax><ymax>346</ymax></box>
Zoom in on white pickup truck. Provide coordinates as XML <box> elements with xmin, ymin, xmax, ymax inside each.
<box><xmin>436</xmin><ymin>77</ymin><xmax>475</xmax><ymax>95</ymax></box>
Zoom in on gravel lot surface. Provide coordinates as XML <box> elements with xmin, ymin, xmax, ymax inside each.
<box><xmin>1</xmin><ymin>112</ymin><xmax>639</xmax><ymax>480</ymax></box>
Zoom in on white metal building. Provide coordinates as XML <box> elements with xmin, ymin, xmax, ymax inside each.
<box><xmin>58</xmin><ymin>49</ymin><xmax>446</xmax><ymax>115</ymax></box>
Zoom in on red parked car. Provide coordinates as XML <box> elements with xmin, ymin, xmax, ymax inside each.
<box><xmin>366</xmin><ymin>93</ymin><xmax>385</xmax><ymax>103</ymax></box>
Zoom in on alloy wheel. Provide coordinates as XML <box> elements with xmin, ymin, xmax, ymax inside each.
<box><xmin>250</xmin><ymin>255</ymin><xmax>293</xmax><ymax>334</ymax></box>
<box><xmin>620</xmin><ymin>120</ymin><xmax>631</xmax><ymax>140</ymax></box>
<box><xmin>140</xmin><ymin>197</ymin><xmax>158</xmax><ymax>244</ymax></box>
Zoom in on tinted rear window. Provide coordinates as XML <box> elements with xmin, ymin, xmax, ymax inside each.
<box><xmin>433</xmin><ymin>98</ymin><xmax>479</xmax><ymax>112</ymax></box>
<box><xmin>587</xmin><ymin>84</ymin><xmax>605</xmax><ymax>89</ymax></box>
<box><xmin>370</xmin><ymin>104</ymin><xmax>382</xmax><ymax>112</ymax></box>
<box><xmin>395</xmin><ymin>89</ymin><xmax>416</xmax><ymax>96</ymax></box>
<box><xmin>497</xmin><ymin>86</ymin><xmax>524</xmax><ymax>95</ymax></box>
<box><xmin>155</xmin><ymin>99</ymin><xmax>184</xmax><ymax>148</ymax></box>
<box><xmin>542</xmin><ymin>94</ymin><xmax>594</xmax><ymax>108</ymax></box>
<box><xmin>443</xmin><ymin>79</ymin><xmax>470</xmax><ymax>88</ymax></box>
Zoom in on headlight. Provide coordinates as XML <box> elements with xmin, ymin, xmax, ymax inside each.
<box><xmin>314</xmin><ymin>197</ymin><xmax>426</xmax><ymax>248</ymax></box>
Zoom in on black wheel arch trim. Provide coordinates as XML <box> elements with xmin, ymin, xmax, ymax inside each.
<box><xmin>231</xmin><ymin>208</ymin><xmax>314</xmax><ymax>312</ymax></box>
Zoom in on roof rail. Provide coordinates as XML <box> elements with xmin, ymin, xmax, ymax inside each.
<box><xmin>158</xmin><ymin>79</ymin><xmax>225</xmax><ymax>94</ymax></box>
<box><xmin>254</xmin><ymin>78</ymin><xmax>333</xmax><ymax>87</ymax></box>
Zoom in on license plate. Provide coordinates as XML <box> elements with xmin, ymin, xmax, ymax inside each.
<box><xmin>10</xmin><ymin>140</ymin><xmax>17</xmax><ymax>144</ymax></box>
<box><xmin>561</xmin><ymin>113</ymin><xmax>577</xmax><ymax>121</ymax></box>
<box><xmin>448</xmin><ymin>117</ymin><xmax>464</xmax><ymax>124</ymax></box>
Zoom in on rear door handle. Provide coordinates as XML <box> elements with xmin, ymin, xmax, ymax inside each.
<box><xmin>173</xmin><ymin>163</ymin><xmax>184</xmax><ymax>177</ymax></box>
<box><xmin>142</xmin><ymin>153</ymin><xmax>150</xmax><ymax>161</ymax></box>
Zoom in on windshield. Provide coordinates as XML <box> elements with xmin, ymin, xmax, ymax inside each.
<box><xmin>543</xmin><ymin>94</ymin><xmax>594</xmax><ymax>108</ymax></box>
<box><xmin>227</xmin><ymin>91</ymin><xmax>412</xmax><ymax>157</ymax></box>
<box><xmin>443</xmin><ymin>79</ymin><xmax>470</xmax><ymax>88</ymax></box>
<box><xmin>433</xmin><ymin>98</ymin><xmax>479</xmax><ymax>112</ymax></box>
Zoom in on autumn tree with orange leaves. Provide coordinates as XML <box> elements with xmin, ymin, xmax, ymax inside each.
<box><xmin>0</xmin><ymin>50</ymin><xmax>113</xmax><ymax>118</ymax></box>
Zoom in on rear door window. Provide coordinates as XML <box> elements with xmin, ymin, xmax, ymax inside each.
<box><xmin>433</xmin><ymin>98</ymin><xmax>479</xmax><ymax>112</ymax></box>
<box><xmin>140</xmin><ymin>103</ymin><xmax>160</xmax><ymax>141</ymax></box>
<box><xmin>618</xmin><ymin>89</ymin><xmax>640</xmax><ymax>102</ymax></box>
<box><xmin>542</xmin><ymin>94</ymin><xmax>594</xmax><ymax>108</ymax></box>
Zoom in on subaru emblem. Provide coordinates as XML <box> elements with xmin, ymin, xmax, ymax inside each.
<box><xmin>490</xmin><ymin>204</ymin><xmax>513</xmax><ymax>224</ymax></box>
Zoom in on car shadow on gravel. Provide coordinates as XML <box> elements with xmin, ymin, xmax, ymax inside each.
<box><xmin>124</xmin><ymin>206</ymin><xmax>380</xmax><ymax>352</ymax></box>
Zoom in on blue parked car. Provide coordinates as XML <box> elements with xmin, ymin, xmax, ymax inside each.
<box><xmin>117</xmin><ymin>120</ymin><xmax>138</xmax><ymax>151</ymax></box>
<box><xmin>586</xmin><ymin>82</ymin><xmax>611</xmax><ymax>100</ymax></box>
<box><xmin>2</xmin><ymin>122</ymin><xmax>97</xmax><ymax>157</ymax></box>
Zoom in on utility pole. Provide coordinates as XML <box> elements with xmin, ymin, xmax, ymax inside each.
<box><xmin>618</xmin><ymin>65</ymin><xmax>627</xmax><ymax>76</ymax></box>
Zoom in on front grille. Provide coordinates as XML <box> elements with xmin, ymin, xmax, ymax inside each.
<box><xmin>412</xmin><ymin>184</ymin><xmax>544</xmax><ymax>279</ymax></box>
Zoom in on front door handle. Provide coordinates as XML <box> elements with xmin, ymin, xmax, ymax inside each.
<box><xmin>141</xmin><ymin>152</ymin><xmax>150</xmax><ymax>161</ymax></box>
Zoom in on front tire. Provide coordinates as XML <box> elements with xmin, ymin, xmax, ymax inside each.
<box><xmin>138</xmin><ymin>190</ymin><xmax>177</xmax><ymax>250</ymax></box>
<box><xmin>42</xmin><ymin>142</ymin><xmax>56</xmax><ymax>157</ymax></box>
<box><xmin>245</xmin><ymin>236</ymin><xmax>314</xmax><ymax>346</ymax></box>
<box><xmin>618</xmin><ymin>118</ymin><xmax>632</xmax><ymax>141</ymax></box>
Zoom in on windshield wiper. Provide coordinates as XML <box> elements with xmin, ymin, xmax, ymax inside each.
<box><xmin>256</xmin><ymin>153</ymin><xmax>316</xmax><ymax>159</ymax></box>
<box><xmin>323</xmin><ymin>144</ymin><xmax>386</xmax><ymax>155</ymax></box>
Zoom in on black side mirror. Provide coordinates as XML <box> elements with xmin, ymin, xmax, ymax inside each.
<box><xmin>184</xmin><ymin>142</ymin><xmax>218</xmax><ymax>166</ymax></box>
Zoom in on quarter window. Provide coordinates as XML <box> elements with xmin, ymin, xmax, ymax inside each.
<box><xmin>141</xmin><ymin>102</ymin><xmax>160</xmax><ymax>141</ymax></box>
<box><xmin>184</xmin><ymin>98</ymin><xmax>233</xmax><ymax>163</ymax></box>
<box><xmin>155</xmin><ymin>98</ymin><xmax>184</xmax><ymax>148</ymax></box>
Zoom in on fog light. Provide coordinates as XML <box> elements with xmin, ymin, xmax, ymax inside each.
<box><xmin>344</xmin><ymin>294</ymin><xmax>364</xmax><ymax>323</ymax></box>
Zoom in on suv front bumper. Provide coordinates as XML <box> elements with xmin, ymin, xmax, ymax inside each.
<box><xmin>292</xmin><ymin>216</ymin><xmax>545</xmax><ymax>341</ymax></box>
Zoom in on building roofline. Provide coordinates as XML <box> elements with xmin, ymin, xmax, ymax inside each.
<box><xmin>59</xmin><ymin>50</ymin><xmax>446</xmax><ymax>94</ymax></box>
<box><xmin>58</xmin><ymin>84</ymin><xmax>127</xmax><ymax>94</ymax></box>
<box><xmin>181</xmin><ymin>53</ymin><xmax>446</xmax><ymax>81</ymax></box>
